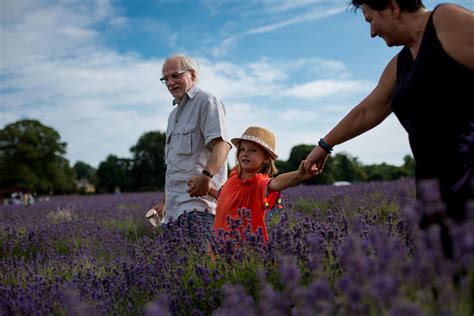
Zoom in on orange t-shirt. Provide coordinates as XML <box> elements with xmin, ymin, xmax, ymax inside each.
<box><xmin>213</xmin><ymin>168</ymin><xmax>280</xmax><ymax>240</ymax></box>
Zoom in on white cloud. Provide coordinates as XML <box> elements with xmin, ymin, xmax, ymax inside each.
<box><xmin>246</xmin><ymin>6</ymin><xmax>346</xmax><ymax>34</ymax></box>
<box><xmin>285</xmin><ymin>79</ymin><xmax>373</xmax><ymax>99</ymax></box>
<box><xmin>211</xmin><ymin>35</ymin><xmax>242</xmax><ymax>58</ymax></box>
<box><xmin>211</xmin><ymin>5</ymin><xmax>346</xmax><ymax>57</ymax></box>
<box><xmin>261</xmin><ymin>0</ymin><xmax>347</xmax><ymax>13</ymax></box>
<box><xmin>335</xmin><ymin>115</ymin><xmax>410</xmax><ymax>166</ymax></box>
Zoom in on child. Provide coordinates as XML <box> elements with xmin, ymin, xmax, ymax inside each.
<box><xmin>188</xmin><ymin>126</ymin><xmax>318</xmax><ymax>241</ymax></box>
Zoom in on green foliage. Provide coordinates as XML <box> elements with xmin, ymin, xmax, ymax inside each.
<box><xmin>73</xmin><ymin>161</ymin><xmax>97</xmax><ymax>185</ymax></box>
<box><xmin>363</xmin><ymin>163</ymin><xmax>405</xmax><ymax>181</ymax></box>
<box><xmin>0</xmin><ymin>117</ymin><xmax>415</xmax><ymax>195</ymax></box>
<box><xmin>401</xmin><ymin>155</ymin><xmax>416</xmax><ymax>177</ymax></box>
<box><xmin>130</xmin><ymin>131</ymin><xmax>166</xmax><ymax>191</ymax></box>
<box><xmin>0</xmin><ymin>119</ymin><xmax>76</xmax><ymax>194</ymax></box>
<box><xmin>287</xmin><ymin>144</ymin><xmax>314</xmax><ymax>168</ymax></box>
<box><xmin>95</xmin><ymin>131</ymin><xmax>166</xmax><ymax>193</ymax></box>
<box><xmin>103</xmin><ymin>216</ymin><xmax>156</xmax><ymax>241</ymax></box>
<box><xmin>96</xmin><ymin>155</ymin><xmax>133</xmax><ymax>193</ymax></box>
<box><xmin>361</xmin><ymin>155</ymin><xmax>416</xmax><ymax>182</ymax></box>
<box><xmin>332</xmin><ymin>152</ymin><xmax>367</xmax><ymax>182</ymax></box>
<box><xmin>286</xmin><ymin>144</ymin><xmax>335</xmax><ymax>184</ymax></box>
<box><xmin>274</xmin><ymin>159</ymin><xmax>291</xmax><ymax>174</ymax></box>
<box><xmin>292</xmin><ymin>198</ymin><xmax>332</xmax><ymax>215</ymax></box>
<box><xmin>279</xmin><ymin>144</ymin><xmax>414</xmax><ymax>184</ymax></box>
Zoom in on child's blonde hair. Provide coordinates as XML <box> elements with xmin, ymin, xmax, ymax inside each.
<box><xmin>231</xmin><ymin>126</ymin><xmax>279</xmax><ymax>177</ymax></box>
<box><xmin>234</xmin><ymin>141</ymin><xmax>278</xmax><ymax>177</ymax></box>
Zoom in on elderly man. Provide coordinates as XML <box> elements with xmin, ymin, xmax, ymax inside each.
<box><xmin>149</xmin><ymin>54</ymin><xmax>231</xmax><ymax>229</ymax></box>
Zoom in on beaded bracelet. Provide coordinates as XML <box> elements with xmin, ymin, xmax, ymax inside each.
<box><xmin>318</xmin><ymin>138</ymin><xmax>333</xmax><ymax>154</ymax></box>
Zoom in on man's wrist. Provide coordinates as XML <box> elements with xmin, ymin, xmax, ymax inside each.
<box><xmin>202</xmin><ymin>169</ymin><xmax>213</xmax><ymax>179</ymax></box>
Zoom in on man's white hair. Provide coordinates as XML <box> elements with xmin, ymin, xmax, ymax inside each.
<box><xmin>165</xmin><ymin>54</ymin><xmax>199</xmax><ymax>80</ymax></box>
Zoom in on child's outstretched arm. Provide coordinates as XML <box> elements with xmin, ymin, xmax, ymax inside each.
<box><xmin>268</xmin><ymin>160</ymin><xmax>318</xmax><ymax>192</ymax></box>
<box><xmin>208</xmin><ymin>186</ymin><xmax>219</xmax><ymax>199</ymax></box>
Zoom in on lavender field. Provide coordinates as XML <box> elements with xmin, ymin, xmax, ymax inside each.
<box><xmin>1</xmin><ymin>178</ymin><xmax>473</xmax><ymax>315</ymax></box>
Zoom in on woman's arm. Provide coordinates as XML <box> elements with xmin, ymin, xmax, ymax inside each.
<box><xmin>304</xmin><ymin>56</ymin><xmax>397</xmax><ymax>173</ymax></box>
<box><xmin>323</xmin><ymin>56</ymin><xmax>396</xmax><ymax>146</ymax></box>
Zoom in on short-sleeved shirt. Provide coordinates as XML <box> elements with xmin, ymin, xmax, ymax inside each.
<box><xmin>213</xmin><ymin>168</ymin><xmax>280</xmax><ymax>240</ymax></box>
<box><xmin>164</xmin><ymin>85</ymin><xmax>230</xmax><ymax>223</ymax></box>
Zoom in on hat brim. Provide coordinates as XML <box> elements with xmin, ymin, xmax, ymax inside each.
<box><xmin>231</xmin><ymin>137</ymin><xmax>278</xmax><ymax>160</ymax></box>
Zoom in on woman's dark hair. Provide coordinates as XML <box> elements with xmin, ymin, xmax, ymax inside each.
<box><xmin>351</xmin><ymin>0</ymin><xmax>424</xmax><ymax>12</ymax></box>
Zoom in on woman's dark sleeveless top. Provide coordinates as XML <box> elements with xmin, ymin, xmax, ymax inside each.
<box><xmin>391</xmin><ymin>6</ymin><xmax>474</xmax><ymax>199</ymax></box>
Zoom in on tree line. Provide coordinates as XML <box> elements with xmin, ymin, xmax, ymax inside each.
<box><xmin>0</xmin><ymin>119</ymin><xmax>415</xmax><ymax>196</ymax></box>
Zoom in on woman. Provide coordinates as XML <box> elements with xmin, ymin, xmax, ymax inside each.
<box><xmin>304</xmin><ymin>0</ymin><xmax>474</xmax><ymax>255</ymax></box>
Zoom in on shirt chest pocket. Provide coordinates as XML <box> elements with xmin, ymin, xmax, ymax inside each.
<box><xmin>174</xmin><ymin>125</ymin><xmax>195</xmax><ymax>155</ymax></box>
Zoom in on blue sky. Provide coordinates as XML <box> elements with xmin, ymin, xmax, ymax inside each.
<box><xmin>1</xmin><ymin>0</ymin><xmax>473</xmax><ymax>168</ymax></box>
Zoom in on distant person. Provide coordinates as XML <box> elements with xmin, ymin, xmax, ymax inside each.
<box><xmin>188</xmin><ymin>126</ymin><xmax>318</xmax><ymax>240</ymax></box>
<box><xmin>21</xmin><ymin>192</ymin><xmax>28</xmax><ymax>206</ymax></box>
<box><xmin>147</xmin><ymin>54</ymin><xmax>231</xmax><ymax>231</ymax></box>
<box><xmin>21</xmin><ymin>192</ymin><xmax>35</xmax><ymax>206</ymax></box>
<box><xmin>304</xmin><ymin>1</ymin><xmax>474</xmax><ymax>256</ymax></box>
<box><xmin>10</xmin><ymin>192</ymin><xmax>21</xmax><ymax>205</ymax></box>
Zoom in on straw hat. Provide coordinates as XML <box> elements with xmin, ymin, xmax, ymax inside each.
<box><xmin>231</xmin><ymin>126</ymin><xmax>278</xmax><ymax>160</ymax></box>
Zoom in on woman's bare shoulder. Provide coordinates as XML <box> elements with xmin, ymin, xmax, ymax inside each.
<box><xmin>433</xmin><ymin>3</ymin><xmax>474</xmax><ymax>69</ymax></box>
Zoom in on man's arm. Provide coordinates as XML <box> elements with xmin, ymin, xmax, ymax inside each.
<box><xmin>188</xmin><ymin>138</ymin><xmax>231</xmax><ymax>197</ymax></box>
<box><xmin>204</xmin><ymin>138</ymin><xmax>232</xmax><ymax>177</ymax></box>
<box><xmin>149</xmin><ymin>200</ymin><xmax>165</xmax><ymax>220</ymax></box>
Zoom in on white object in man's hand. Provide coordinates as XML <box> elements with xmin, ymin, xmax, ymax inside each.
<box><xmin>145</xmin><ymin>203</ymin><xmax>165</xmax><ymax>227</ymax></box>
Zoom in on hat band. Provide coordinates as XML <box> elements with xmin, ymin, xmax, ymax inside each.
<box><xmin>240</xmin><ymin>135</ymin><xmax>274</xmax><ymax>154</ymax></box>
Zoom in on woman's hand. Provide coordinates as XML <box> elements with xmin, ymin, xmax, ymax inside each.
<box><xmin>299</xmin><ymin>159</ymin><xmax>320</xmax><ymax>179</ymax></box>
<box><xmin>304</xmin><ymin>146</ymin><xmax>329</xmax><ymax>175</ymax></box>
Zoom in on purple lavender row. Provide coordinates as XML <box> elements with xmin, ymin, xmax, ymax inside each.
<box><xmin>1</xmin><ymin>180</ymin><xmax>473</xmax><ymax>315</ymax></box>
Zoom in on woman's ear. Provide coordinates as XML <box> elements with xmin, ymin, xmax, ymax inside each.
<box><xmin>388</xmin><ymin>0</ymin><xmax>400</xmax><ymax>17</ymax></box>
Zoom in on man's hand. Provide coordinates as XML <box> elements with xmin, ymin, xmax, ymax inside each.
<box><xmin>146</xmin><ymin>201</ymin><xmax>165</xmax><ymax>227</ymax></box>
<box><xmin>152</xmin><ymin>201</ymin><xmax>165</xmax><ymax>219</ymax></box>
<box><xmin>187</xmin><ymin>174</ymin><xmax>211</xmax><ymax>197</ymax></box>
<box><xmin>304</xmin><ymin>146</ymin><xmax>329</xmax><ymax>175</ymax></box>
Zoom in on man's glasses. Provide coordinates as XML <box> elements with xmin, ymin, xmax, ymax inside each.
<box><xmin>160</xmin><ymin>69</ymin><xmax>190</xmax><ymax>84</ymax></box>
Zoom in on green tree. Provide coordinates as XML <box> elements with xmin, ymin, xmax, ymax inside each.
<box><xmin>73</xmin><ymin>161</ymin><xmax>97</xmax><ymax>185</ymax></box>
<box><xmin>96</xmin><ymin>155</ymin><xmax>133</xmax><ymax>193</ymax></box>
<box><xmin>363</xmin><ymin>163</ymin><xmax>405</xmax><ymax>181</ymax></box>
<box><xmin>130</xmin><ymin>131</ymin><xmax>167</xmax><ymax>191</ymax></box>
<box><xmin>400</xmin><ymin>155</ymin><xmax>415</xmax><ymax>177</ymax></box>
<box><xmin>0</xmin><ymin>119</ymin><xmax>76</xmax><ymax>194</ymax></box>
<box><xmin>286</xmin><ymin>144</ymin><xmax>335</xmax><ymax>184</ymax></box>
<box><xmin>275</xmin><ymin>159</ymin><xmax>291</xmax><ymax>174</ymax></box>
<box><xmin>332</xmin><ymin>152</ymin><xmax>367</xmax><ymax>182</ymax></box>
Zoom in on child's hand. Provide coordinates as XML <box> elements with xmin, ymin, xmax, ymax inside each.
<box><xmin>187</xmin><ymin>177</ymin><xmax>196</xmax><ymax>193</ymax></box>
<box><xmin>299</xmin><ymin>160</ymin><xmax>320</xmax><ymax>179</ymax></box>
